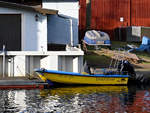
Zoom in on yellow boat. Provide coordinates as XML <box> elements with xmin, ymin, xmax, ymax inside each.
<box><xmin>35</xmin><ymin>68</ymin><xmax>129</xmax><ymax>85</ymax></box>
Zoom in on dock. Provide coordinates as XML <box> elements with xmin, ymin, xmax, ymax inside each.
<box><xmin>0</xmin><ymin>50</ymin><xmax>84</xmax><ymax>89</ymax></box>
<box><xmin>0</xmin><ymin>77</ymin><xmax>49</xmax><ymax>89</ymax></box>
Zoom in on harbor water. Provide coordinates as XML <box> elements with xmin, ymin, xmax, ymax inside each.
<box><xmin>0</xmin><ymin>85</ymin><xmax>150</xmax><ymax>113</ymax></box>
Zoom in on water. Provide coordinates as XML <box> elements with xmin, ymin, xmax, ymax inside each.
<box><xmin>0</xmin><ymin>85</ymin><xmax>150</xmax><ymax>113</ymax></box>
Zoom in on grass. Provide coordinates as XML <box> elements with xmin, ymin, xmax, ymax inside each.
<box><xmin>111</xmin><ymin>41</ymin><xmax>140</xmax><ymax>50</ymax></box>
<box><xmin>133</xmin><ymin>51</ymin><xmax>150</xmax><ymax>63</ymax></box>
<box><xmin>84</xmin><ymin>51</ymin><xmax>111</xmax><ymax>68</ymax></box>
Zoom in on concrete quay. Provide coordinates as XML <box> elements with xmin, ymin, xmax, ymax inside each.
<box><xmin>0</xmin><ymin>51</ymin><xmax>84</xmax><ymax>78</ymax></box>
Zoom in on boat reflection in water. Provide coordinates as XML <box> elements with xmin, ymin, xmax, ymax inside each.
<box><xmin>40</xmin><ymin>86</ymin><xmax>129</xmax><ymax>113</ymax></box>
<box><xmin>40</xmin><ymin>86</ymin><xmax>128</xmax><ymax>96</ymax></box>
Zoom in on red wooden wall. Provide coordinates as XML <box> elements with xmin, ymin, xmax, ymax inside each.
<box><xmin>79</xmin><ymin>0</ymin><xmax>150</xmax><ymax>41</ymax></box>
<box><xmin>131</xmin><ymin>0</ymin><xmax>150</xmax><ymax>26</ymax></box>
<box><xmin>91</xmin><ymin>0</ymin><xmax>130</xmax><ymax>40</ymax></box>
<box><xmin>79</xmin><ymin>0</ymin><xmax>86</xmax><ymax>42</ymax></box>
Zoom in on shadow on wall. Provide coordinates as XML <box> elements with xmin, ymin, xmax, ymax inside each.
<box><xmin>47</xmin><ymin>14</ymin><xmax>78</xmax><ymax>46</ymax></box>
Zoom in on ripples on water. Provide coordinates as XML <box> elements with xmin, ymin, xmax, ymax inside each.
<box><xmin>0</xmin><ymin>85</ymin><xmax>150</xmax><ymax>113</ymax></box>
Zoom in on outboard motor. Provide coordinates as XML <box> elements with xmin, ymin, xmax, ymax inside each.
<box><xmin>117</xmin><ymin>60</ymin><xmax>136</xmax><ymax>78</ymax></box>
<box><xmin>118</xmin><ymin>60</ymin><xmax>150</xmax><ymax>85</ymax></box>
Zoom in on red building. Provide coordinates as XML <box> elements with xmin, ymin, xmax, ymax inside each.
<box><xmin>79</xmin><ymin>0</ymin><xmax>150</xmax><ymax>41</ymax></box>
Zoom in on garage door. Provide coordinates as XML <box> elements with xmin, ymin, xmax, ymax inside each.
<box><xmin>0</xmin><ymin>14</ymin><xmax>21</xmax><ymax>51</ymax></box>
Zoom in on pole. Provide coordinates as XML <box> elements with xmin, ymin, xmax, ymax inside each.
<box><xmin>70</xmin><ymin>19</ymin><xmax>73</xmax><ymax>46</ymax></box>
<box><xmin>3</xmin><ymin>45</ymin><xmax>5</xmax><ymax>78</ymax></box>
<box><xmin>119</xmin><ymin>17</ymin><xmax>124</xmax><ymax>41</ymax></box>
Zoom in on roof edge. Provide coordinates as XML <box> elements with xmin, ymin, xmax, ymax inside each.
<box><xmin>0</xmin><ymin>1</ymin><xmax>58</xmax><ymax>15</ymax></box>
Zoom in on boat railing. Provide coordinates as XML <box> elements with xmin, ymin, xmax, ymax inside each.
<box><xmin>92</xmin><ymin>68</ymin><xmax>129</xmax><ymax>75</ymax></box>
<box><xmin>103</xmin><ymin>70</ymin><xmax>129</xmax><ymax>75</ymax></box>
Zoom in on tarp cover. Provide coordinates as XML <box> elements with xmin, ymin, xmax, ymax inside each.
<box><xmin>142</xmin><ymin>36</ymin><xmax>150</xmax><ymax>45</ymax></box>
<box><xmin>136</xmin><ymin>36</ymin><xmax>150</xmax><ymax>53</ymax></box>
<box><xmin>84</xmin><ymin>30</ymin><xmax>110</xmax><ymax>45</ymax></box>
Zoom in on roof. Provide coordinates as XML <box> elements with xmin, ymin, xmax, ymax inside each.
<box><xmin>0</xmin><ymin>1</ymin><xmax>58</xmax><ymax>15</ymax></box>
<box><xmin>43</xmin><ymin>0</ymin><xmax>78</xmax><ymax>2</ymax></box>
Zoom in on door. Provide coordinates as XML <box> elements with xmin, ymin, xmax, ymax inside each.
<box><xmin>0</xmin><ymin>14</ymin><xmax>21</xmax><ymax>51</ymax></box>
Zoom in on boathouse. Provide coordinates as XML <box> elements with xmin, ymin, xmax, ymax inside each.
<box><xmin>79</xmin><ymin>0</ymin><xmax>150</xmax><ymax>42</ymax></box>
<box><xmin>0</xmin><ymin>1</ymin><xmax>84</xmax><ymax>77</ymax></box>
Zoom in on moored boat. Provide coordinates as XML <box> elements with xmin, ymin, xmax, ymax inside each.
<box><xmin>35</xmin><ymin>68</ymin><xmax>129</xmax><ymax>85</ymax></box>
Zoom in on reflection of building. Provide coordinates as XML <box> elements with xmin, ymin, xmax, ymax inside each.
<box><xmin>126</xmin><ymin>90</ymin><xmax>150</xmax><ymax>113</ymax></box>
<box><xmin>13</xmin><ymin>90</ymin><xmax>27</xmax><ymax>111</ymax></box>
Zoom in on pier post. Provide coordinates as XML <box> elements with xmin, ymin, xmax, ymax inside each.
<box><xmin>73</xmin><ymin>57</ymin><xmax>78</xmax><ymax>73</ymax></box>
<box><xmin>73</xmin><ymin>56</ymin><xmax>83</xmax><ymax>73</ymax></box>
<box><xmin>41</xmin><ymin>55</ymin><xmax>59</xmax><ymax>70</ymax></box>
<box><xmin>14</xmin><ymin>55</ymin><xmax>26</xmax><ymax>77</ymax></box>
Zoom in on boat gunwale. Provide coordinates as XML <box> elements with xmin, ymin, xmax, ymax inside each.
<box><xmin>36</xmin><ymin>69</ymin><xmax>129</xmax><ymax>78</ymax></box>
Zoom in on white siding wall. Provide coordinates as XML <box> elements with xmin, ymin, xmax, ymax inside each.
<box><xmin>47</xmin><ymin>15</ymin><xmax>71</xmax><ymax>45</ymax></box>
<box><xmin>42</xmin><ymin>0</ymin><xmax>79</xmax><ymax>18</ymax></box>
<box><xmin>42</xmin><ymin>0</ymin><xmax>79</xmax><ymax>46</ymax></box>
<box><xmin>0</xmin><ymin>7</ymin><xmax>47</xmax><ymax>51</ymax></box>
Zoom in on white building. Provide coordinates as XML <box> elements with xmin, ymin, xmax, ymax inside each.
<box><xmin>0</xmin><ymin>1</ymin><xmax>83</xmax><ymax>77</ymax></box>
<box><xmin>0</xmin><ymin>1</ymin><xmax>58</xmax><ymax>51</ymax></box>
